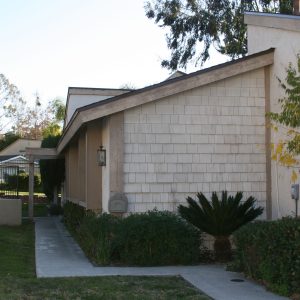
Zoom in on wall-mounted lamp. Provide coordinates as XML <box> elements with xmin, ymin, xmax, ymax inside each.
<box><xmin>97</xmin><ymin>146</ymin><xmax>106</xmax><ymax>166</ymax></box>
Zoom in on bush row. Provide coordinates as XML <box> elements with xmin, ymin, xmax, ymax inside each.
<box><xmin>233</xmin><ymin>218</ymin><xmax>300</xmax><ymax>297</ymax></box>
<box><xmin>63</xmin><ymin>201</ymin><xmax>204</xmax><ymax>266</ymax></box>
<box><xmin>0</xmin><ymin>173</ymin><xmax>42</xmax><ymax>192</ymax></box>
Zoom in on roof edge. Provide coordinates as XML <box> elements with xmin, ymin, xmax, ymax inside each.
<box><xmin>58</xmin><ymin>48</ymin><xmax>274</xmax><ymax>153</ymax></box>
<box><xmin>244</xmin><ymin>11</ymin><xmax>300</xmax><ymax>32</ymax></box>
<box><xmin>76</xmin><ymin>48</ymin><xmax>274</xmax><ymax>114</ymax></box>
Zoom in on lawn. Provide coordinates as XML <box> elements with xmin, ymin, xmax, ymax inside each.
<box><xmin>0</xmin><ymin>190</ymin><xmax>45</xmax><ymax>197</ymax></box>
<box><xmin>0</xmin><ymin>222</ymin><xmax>211</xmax><ymax>299</ymax></box>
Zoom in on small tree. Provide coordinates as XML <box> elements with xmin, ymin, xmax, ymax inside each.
<box><xmin>178</xmin><ymin>191</ymin><xmax>263</xmax><ymax>261</ymax></box>
<box><xmin>39</xmin><ymin>135</ymin><xmax>65</xmax><ymax>203</ymax></box>
<box><xmin>269</xmin><ymin>54</ymin><xmax>300</xmax><ymax>182</ymax></box>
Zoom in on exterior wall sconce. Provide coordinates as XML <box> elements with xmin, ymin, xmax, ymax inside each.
<box><xmin>97</xmin><ymin>146</ymin><xmax>106</xmax><ymax>166</ymax></box>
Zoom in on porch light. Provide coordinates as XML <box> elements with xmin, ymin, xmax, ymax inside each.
<box><xmin>97</xmin><ymin>146</ymin><xmax>106</xmax><ymax>166</ymax></box>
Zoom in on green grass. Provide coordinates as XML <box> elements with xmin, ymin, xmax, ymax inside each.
<box><xmin>16</xmin><ymin>191</ymin><xmax>45</xmax><ymax>196</ymax></box>
<box><xmin>0</xmin><ymin>222</ymin><xmax>211</xmax><ymax>300</ymax></box>
<box><xmin>0</xmin><ymin>221</ymin><xmax>35</xmax><ymax>278</ymax></box>
<box><xmin>0</xmin><ymin>190</ymin><xmax>45</xmax><ymax>196</ymax></box>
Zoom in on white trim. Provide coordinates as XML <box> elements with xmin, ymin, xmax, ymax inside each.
<box><xmin>244</xmin><ymin>11</ymin><xmax>300</xmax><ymax>32</ymax></box>
<box><xmin>0</xmin><ymin>155</ymin><xmax>39</xmax><ymax>165</ymax></box>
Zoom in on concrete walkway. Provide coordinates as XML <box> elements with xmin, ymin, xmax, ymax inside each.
<box><xmin>35</xmin><ymin>217</ymin><xmax>288</xmax><ymax>300</ymax></box>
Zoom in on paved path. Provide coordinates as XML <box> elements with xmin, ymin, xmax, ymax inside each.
<box><xmin>35</xmin><ymin>217</ymin><xmax>288</xmax><ymax>300</ymax></box>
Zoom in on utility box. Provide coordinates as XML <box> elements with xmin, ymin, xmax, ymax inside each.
<box><xmin>291</xmin><ymin>184</ymin><xmax>299</xmax><ymax>201</ymax></box>
<box><xmin>108</xmin><ymin>192</ymin><xmax>128</xmax><ymax>214</ymax></box>
<box><xmin>0</xmin><ymin>198</ymin><xmax>22</xmax><ymax>225</ymax></box>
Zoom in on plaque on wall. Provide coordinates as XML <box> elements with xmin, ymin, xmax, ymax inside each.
<box><xmin>108</xmin><ymin>192</ymin><xmax>128</xmax><ymax>213</ymax></box>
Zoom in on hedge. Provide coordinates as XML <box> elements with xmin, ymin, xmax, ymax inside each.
<box><xmin>63</xmin><ymin>202</ymin><xmax>204</xmax><ymax>266</ymax></box>
<box><xmin>77</xmin><ymin>213</ymin><xmax>120</xmax><ymax>265</ymax></box>
<box><xmin>114</xmin><ymin>210</ymin><xmax>202</xmax><ymax>265</ymax></box>
<box><xmin>233</xmin><ymin>218</ymin><xmax>300</xmax><ymax>297</ymax></box>
<box><xmin>63</xmin><ymin>201</ymin><xmax>86</xmax><ymax>234</ymax></box>
<box><xmin>2</xmin><ymin>173</ymin><xmax>42</xmax><ymax>192</ymax></box>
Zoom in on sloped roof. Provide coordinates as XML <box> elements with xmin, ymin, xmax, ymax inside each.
<box><xmin>0</xmin><ymin>155</ymin><xmax>39</xmax><ymax>165</ymax></box>
<box><xmin>57</xmin><ymin>48</ymin><xmax>274</xmax><ymax>153</ymax></box>
<box><xmin>166</xmin><ymin>71</ymin><xmax>187</xmax><ymax>80</ymax></box>
<box><xmin>0</xmin><ymin>138</ymin><xmax>41</xmax><ymax>156</ymax></box>
<box><xmin>0</xmin><ymin>155</ymin><xmax>16</xmax><ymax>162</ymax></box>
<box><xmin>0</xmin><ymin>155</ymin><xmax>28</xmax><ymax>164</ymax></box>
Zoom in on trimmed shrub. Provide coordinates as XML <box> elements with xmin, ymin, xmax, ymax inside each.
<box><xmin>233</xmin><ymin>218</ymin><xmax>300</xmax><ymax>297</ymax></box>
<box><xmin>77</xmin><ymin>213</ymin><xmax>120</xmax><ymax>265</ymax></box>
<box><xmin>63</xmin><ymin>201</ymin><xmax>86</xmax><ymax>234</ymax></box>
<box><xmin>63</xmin><ymin>202</ymin><xmax>204</xmax><ymax>266</ymax></box>
<box><xmin>48</xmin><ymin>203</ymin><xmax>63</xmax><ymax>215</ymax></box>
<box><xmin>63</xmin><ymin>202</ymin><xmax>120</xmax><ymax>265</ymax></box>
<box><xmin>113</xmin><ymin>210</ymin><xmax>203</xmax><ymax>266</ymax></box>
<box><xmin>5</xmin><ymin>173</ymin><xmax>42</xmax><ymax>192</ymax></box>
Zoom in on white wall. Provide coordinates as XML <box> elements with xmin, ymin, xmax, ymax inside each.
<box><xmin>66</xmin><ymin>95</ymin><xmax>109</xmax><ymax>124</ymax></box>
<box><xmin>65</xmin><ymin>89</ymin><xmax>130</xmax><ymax>126</ymax></box>
<box><xmin>246</xmin><ymin>13</ymin><xmax>300</xmax><ymax>218</ymax></box>
<box><xmin>123</xmin><ymin>68</ymin><xmax>267</xmax><ymax>214</ymax></box>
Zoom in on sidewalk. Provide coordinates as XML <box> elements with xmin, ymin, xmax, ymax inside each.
<box><xmin>35</xmin><ymin>217</ymin><xmax>288</xmax><ymax>300</ymax></box>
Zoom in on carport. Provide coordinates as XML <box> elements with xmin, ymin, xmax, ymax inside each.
<box><xmin>25</xmin><ymin>147</ymin><xmax>59</xmax><ymax>219</ymax></box>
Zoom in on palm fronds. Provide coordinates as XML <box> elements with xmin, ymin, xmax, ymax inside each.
<box><xmin>178</xmin><ymin>191</ymin><xmax>264</xmax><ymax>236</ymax></box>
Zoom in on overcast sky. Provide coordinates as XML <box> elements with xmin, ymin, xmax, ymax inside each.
<box><xmin>0</xmin><ymin>0</ymin><xmax>227</xmax><ymax>106</ymax></box>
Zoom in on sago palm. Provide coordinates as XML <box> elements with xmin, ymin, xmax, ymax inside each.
<box><xmin>178</xmin><ymin>191</ymin><xmax>264</xmax><ymax>261</ymax></box>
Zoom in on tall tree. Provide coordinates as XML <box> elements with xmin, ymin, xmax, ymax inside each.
<box><xmin>0</xmin><ymin>73</ymin><xmax>25</xmax><ymax>132</ymax></box>
<box><xmin>0</xmin><ymin>73</ymin><xmax>66</xmax><ymax>139</ymax></box>
<box><xmin>41</xmin><ymin>98</ymin><xmax>65</xmax><ymax>138</ymax></box>
<box><xmin>145</xmin><ymin>0</ymin><xmax>293</xmax><ymax>70</ymax></box>
<box><xmin>6</xmin><ymin>94</ymin><xmax>66</xmax><ymax>139</ymax></box>
<box><xmin>39</xmin><ymin>135</ymin><xmax>65</xmax><ymax>203</ymax></box>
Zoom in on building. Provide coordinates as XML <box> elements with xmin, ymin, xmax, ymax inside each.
<box><xmin>0</xmin><ymin>138</ymin><xmax>41</xmax><ymax>156</ymax></box>
<box><xmin>28</xmin><ymin>10</ymin><xmax>300</xmax><ymax>219</ymax></box>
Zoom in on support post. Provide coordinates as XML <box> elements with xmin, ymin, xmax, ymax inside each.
<box><xmin>28</xmin><ymin>158</ymin><xmax>34</xmax><ymax>219</ymax></box>
<box><xmin>294</xmin><ymin>0</ymin><xmax>300</xmax><ymax>15</ymax></box>
<box><xmin>53</xmin><ymin>185</ymin><xmax>58</xmax><ymax>205</ymax></box>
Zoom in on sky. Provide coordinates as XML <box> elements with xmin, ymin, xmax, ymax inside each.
<box><xmin>0</xmin><ymin>0</ymin><xmax>227</xmax><ymax>106</ymax></box>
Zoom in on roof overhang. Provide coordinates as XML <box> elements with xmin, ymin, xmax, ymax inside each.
<box><xmin>64</xmin><ymin>87</ymin><xmax>132</xmax><ymax>128</ymax></box>
<box><xmin>244</xmin><ymin>11</ymin><xmax>300</xmax><ymax>32</ymax></box>
<box><xmin>57</xmin><ymin>48</ymin><xmax>275</xmax><ymax>153</ymax></box>
<box><xmin>0</xmin><ymin>155</ymin><xmax>28</xmax><ymax>164</ymax></box>
<box><xmin>25</xmin><ymin>147</ymin><xmax>60</xmax><ymax>160</ymax></box>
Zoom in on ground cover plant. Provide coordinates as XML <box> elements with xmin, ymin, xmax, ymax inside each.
<box><xmin>63</xmin><ymin>202</ymin><xmax>205</xmax><ymax>266</ymax></box>
<box><xmin>232</xmin><ymin>218</ymin><xmax>300</xmax><ymax>298</ymax></box>
<box><xmin>178</xmin><ymin>191</ymin><xmax>263</xmax><ymax>261</ymax></box>
<box><xmin>0</xmin><ymin>221</ymin><xmax>211</xmax><ymax>299</ymax></box>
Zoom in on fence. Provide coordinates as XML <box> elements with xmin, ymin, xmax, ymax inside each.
<box><xmin>0</xmin><ymin>161</ymin><xmax>40</xmax><ymax>199</ymax></box>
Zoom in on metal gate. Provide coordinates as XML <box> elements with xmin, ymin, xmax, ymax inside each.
<box><xmin>0</xmin><ymin>165</ymin><xmax>21</xmax><ymax>198</ymax></box>
<box><xmin>0</xmin><ymin>160</ymin><xmax>36</xmax><ymax>199</ymax></box>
